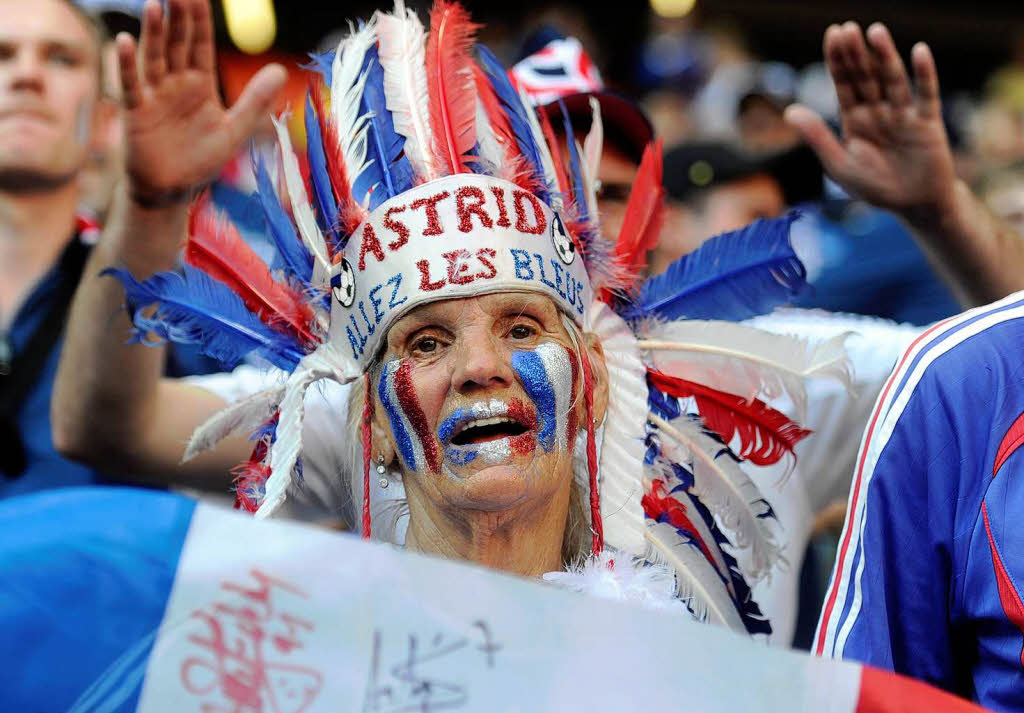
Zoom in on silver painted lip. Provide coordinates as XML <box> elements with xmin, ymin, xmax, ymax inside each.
<box><xmin>443</xmin><ymin>399</ymin><xmax>508</xmax><ymax>444</ymax></box>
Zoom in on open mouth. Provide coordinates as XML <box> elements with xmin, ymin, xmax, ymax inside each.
<box><xmin>451</xmin><ymin>417</ymin><xmax>530</xmax><ymax>445</ymax></box>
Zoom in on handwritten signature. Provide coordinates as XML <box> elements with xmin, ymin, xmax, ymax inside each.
<box><xmin>362</xmin><ymin>620</ymin><xmax>501</xmax><ymax>713</ymax></box>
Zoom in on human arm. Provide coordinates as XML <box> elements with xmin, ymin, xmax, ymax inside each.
<box><xmin>785</xmin><ymin>22</ymin><xmax>1024</xmax><ymax>307</ymax></box>
<box><xmin>51</xmin><ymin>0</ymin><xmax>285</xmax><ymax>488</ymax></box>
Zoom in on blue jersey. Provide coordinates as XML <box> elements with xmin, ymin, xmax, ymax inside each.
<box><xmin>816</xmin><ymin>292</ymin><xmax>1024</xmax><ymax>711</ymax></box>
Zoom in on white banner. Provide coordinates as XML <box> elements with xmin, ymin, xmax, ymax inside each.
<box><xmin>130</xmin><ymin>504</ymin><xmax>982</xmax><ymax>713</ymax></box>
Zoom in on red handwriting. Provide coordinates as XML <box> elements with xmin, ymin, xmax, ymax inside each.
<box><xmin>179</xmin><ymin>569</ymin><xmax>323</xmax><ymax>713</ymax></box>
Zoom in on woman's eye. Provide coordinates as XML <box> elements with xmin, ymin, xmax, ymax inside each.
<box><xmin>509</xmin><ymin>324</ymin><xmax>534</xmax><ymax>340</ymax></box>
<box><xmin>413</xmin><ymin>337</ymin><xmax>438</xmax><ymax>353</ymax></box>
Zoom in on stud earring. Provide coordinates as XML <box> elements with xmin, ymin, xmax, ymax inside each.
<box><xmin>376</xmin><ymin>454</ymin><xmax>388</xmax><ymax>489</ymax></box>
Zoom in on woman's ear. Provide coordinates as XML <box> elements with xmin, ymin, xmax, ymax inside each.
<box><xmin>583</xmin><ymin>333</ymin><xmax>609</xmax><ymax>428</ymax></box>
<box><xmin>365</xmin><ymin>375</ymin><xmax>398</xmax><ymax>470</ymax></box>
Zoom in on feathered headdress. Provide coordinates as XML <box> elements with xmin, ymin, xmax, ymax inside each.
<box><xmin>107</xmin><ymin>1</ymin><xmax>850</xmax><ymax>636</ymax></box>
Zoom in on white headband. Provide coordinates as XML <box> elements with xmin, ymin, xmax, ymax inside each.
<box><xmin>328</xmin><ymin>174</ymin><xmax>594</xmax><ymax>368</ymax></box>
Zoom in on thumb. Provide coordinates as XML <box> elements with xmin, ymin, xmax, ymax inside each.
<box><xmin>226</xmin><ymin>62</ymin><xmax>288</xmax><ymax>145</ymax></box>
<box><xmin>784</xmin><ymin>103</ymin><xmax>847</xmax><ymax>176</ymax></box>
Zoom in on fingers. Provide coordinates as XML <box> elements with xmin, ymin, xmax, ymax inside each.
<box><xmin>138</xmin><ymin>0</ymin><xmax>166</xmax><ymax>85</ymax></box>
<box><xmin>912</xmin><ymin>41</ymin><xmax>942</xmax><ymax>119</ymax></box>
<box><xmin>165</xmin><ymin>0</ymin><xmax>192</xmax><ymax>73</ymax></box>
<box><xmin>838</xmin><ymin>21</ymin><xmax>882</xmax><ymax>104</ymax></box>
<box><xmin>823</xmin><ymin>24</ymin><xmax>858</xmax><ymax>114</ymax></box>
<box><xmin>189</xmin><ymin>0</ymin><xmax>216</xmax><ymax>72</ymax></box>
<box><xmin>866</xmin><ymin>23</ymin><xmax>912</xmax><ymax>108</ymax></box>
<box><xmin>784</xmin><ymin>104</ymin><xmax>848</xmax><ymax>176</ymax></box>
<box><xmin>116</xmin><ymin>33</ymin><xmax>142</xmax><ymax>110</ymax></box>
<box><xmin>225</xmin><ymin>64</ymin><xmax>288</xmax><ymax>146</ymax></box>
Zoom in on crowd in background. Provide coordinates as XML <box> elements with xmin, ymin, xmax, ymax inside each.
<box><xmin>5</xmin><ymin>0</ymin><xmax>1024</xmax><ymax>707</ymax></box>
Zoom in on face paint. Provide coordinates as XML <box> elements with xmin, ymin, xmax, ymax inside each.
<box><xmin>378</xmin><ymin>358</ymin><xmax>441</xmax><ymax>473</ymax></box>
<box><xmin>510</xmin><ymin>342</ymin><xmax>578</xmax><ymax>454</ymax></box>
<box><xmin>438</xmin><ymin>398</ymin><xmax>538</xmax><ymax>466</ymax></box>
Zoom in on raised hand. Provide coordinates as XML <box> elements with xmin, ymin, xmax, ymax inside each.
<box><xmin>785</xmin><ymin>22</ymin><xmax>957</xmax><ymax>218</ymax></box>
<box><xmin>115</xmin><ymin>0</ymin><xmax>286</xmax><ymax>205</ymax></box>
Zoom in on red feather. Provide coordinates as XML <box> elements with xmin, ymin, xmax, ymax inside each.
<box><xmin>642</xmin><ymin>479</ymin><xmax>719</xmax><ymax>567</ymax></box>
<box><xmin>648</xmin><ymin>369</ymin><xmax>811</xmax><ymax>466</ymax></box>
<box><xmin>616</xmin><ymin>139</ymin><xmax>665</xmax><ymax>279</ymax></box>
<box><xmin>473</xmin><ymin>65</ymin><xmax>515</xmax><ymax>153</ymax></box>
<box><xmin>537</xmin><ymin>107</ymin><xmax>571</xmax><ymax>199</ymax></box>
<box><xmin>472</xmin><ymin>64</ymin><xmax>536</xmax><ymax>190</ymax></box>
<box><xmin>309</xmin><ymin>81</ymin><xmax>363</xmax><ymax>236</ymax></box>
<box><xmin>426</xmin><ymin>1</ymin><xmax>480</xmax><ymax>175</ymax></box>
<box><xmin>186</xmin><ymin>205</ymin><xmax>317</xmax><ymax>345</ymax></box>
<box><xmin>233</xmin><ymin>437</ymin><xmax>271</xmax><ymax>513</ymax></box>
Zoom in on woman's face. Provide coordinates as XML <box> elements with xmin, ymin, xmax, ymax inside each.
<box><xmin>374</xmin><ymin>292</ymin><xmax>603</xmax><ymax>514</ymax></box>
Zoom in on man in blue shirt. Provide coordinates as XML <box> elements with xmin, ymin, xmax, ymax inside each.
<box><xmin>798</xmin><ymin>22</ymin><xmax>1024</xmax><ymax>711</ymax></box>
<box><xmin>0</xmin><ymin>0</ymin><xmax>118</xmax><ymax>495</ymax></box>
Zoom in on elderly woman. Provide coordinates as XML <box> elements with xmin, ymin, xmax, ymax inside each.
<box><xmin>104</xmin><ymin>0</ymin><xmax>838</xmax><ymax>636</ymax></box>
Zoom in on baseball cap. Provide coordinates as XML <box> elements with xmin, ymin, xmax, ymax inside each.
<box><xmin>663</xmin><ymin>141</ymin><xmax>823</xmax><ymax>206</ymax></box>
<box><xmin>510</xmin><ymin>35</ymin><xmax>653</xmax><ymax>164</ymax></box>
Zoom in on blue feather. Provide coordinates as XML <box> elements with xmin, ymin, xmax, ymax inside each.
<box><xmin>104</xmin><ymin>266</ymin><xmax>306</xmax><ymax>371</ymax></box>
<box><xmin>476</xmin><ymin>44</ymin><xmax>549</xmax><ymax>202</ymax></box>
<box><xmin>352</xmin><ymin>46</ymin><xmax>416</xmax><ymax>210</ymax></box>
<box><xmin>303</xmin><ymin>49</ymin><xmax>335</xmax><ymax>85</ymax></box>
<box><xmin>623</xmin><ymin>212</ymin><xmax>806</xmax><ymax>322</ymax></box>
<box><xmin>304</xmin><ymin>95</ymin><xmax>343</xmax><ymax>255</ymax></box>
<box><xmin>251</xmin><ymin>151</ymin><xmax>314</xmax><ymax>287</ymax></box>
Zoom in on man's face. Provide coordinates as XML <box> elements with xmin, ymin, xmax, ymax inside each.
<box><xmin>594</xmin><ymin>143</ymin><xmax>638</xmax><ymax>242</ymax></box>
<box><xmin>0</xmin><ymin>0</ymin><xmax>101</xmax><ymax>184</ymax></box>
<box><xmin>701</xmin><ymin>174</ymin><xmax>785</xmax><ymax>236</ymax></box>
<box><xmin>648</xmin><ymin>174</ymin><xmax>785</xmax><ymax>275</ymax></box>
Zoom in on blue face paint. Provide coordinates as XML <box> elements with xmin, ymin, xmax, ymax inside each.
<box><xmin>510</xmin><ymin>343</ymin><xmax>574</xmax><ymax>453</ymax></box>
<box><xmin>378</xmin><ymin>360</ymin><xmax>418</xmax><ymax>471</ymax></box>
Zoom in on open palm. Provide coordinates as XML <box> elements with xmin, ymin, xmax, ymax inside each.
<box><xmin>786</xmin><ymin>22</ymin><xmax>957</xmax><ymax>214</ymax></box>
<box><xmin>116</xmin><ymin>0</ymin><xmax>285</xmax><ymax>203</ymax></box>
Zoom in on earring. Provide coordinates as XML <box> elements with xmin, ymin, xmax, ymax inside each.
<box><xmin>376</xmin><ymin>454</ymin><xmax>388</xmax><ymax>489</ymax></box>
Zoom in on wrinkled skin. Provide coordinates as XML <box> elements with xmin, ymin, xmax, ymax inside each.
<box><xmin>370</xmin><ymin>292</ymin><xmax>608</xmax><ymax>576</ymax></box>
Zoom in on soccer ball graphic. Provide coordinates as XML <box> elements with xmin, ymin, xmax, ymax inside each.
<box><xmin>332</xmin><ymin>258</ymin><xmax>356</xmax><ymax>307</ymax></box>
<box><xmin>551</xmin><ymin>214</ymin><xmax>575</xmax><ymax>265</ymax></box>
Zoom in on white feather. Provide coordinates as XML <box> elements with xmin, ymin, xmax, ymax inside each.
<box><xmin>575</xmin><ymin>138</ymin><xmax>600</xmax><ymax>227</ymax></box>
<box><xmin>649</xmin><ymin>413</ymin><xmax>781</xmax><ymax>581</ymax></box>
<box><xmin>271</xmin><ymin>116</ymin><xmax>332</xmax><ymax>281</ymax></box>
<box><xmin>639</xmin><ymin>319</ymin><xmax>853</xmax><ymax>420</ymax></box>
<box><xmin>257</xmin><ymin>342</ymin><xmax>360</xmax><ymax>518</ymax></box>
<box><xmin>473</xmin><ymin>98</ymin><xmax>505</xmax><ymax>177</ymax></box>
<box><xmin>330</xmin><ymin>19</ymin><xmax>376</xmax><ymax>190</ymax></box>
<box><xmin>183</xmin><ymin>384</ymin><xmax>286</xmax><ymax>462</ymax></box>
<box><xmin>543</xmin><ymin>549</ymin><xmax>689</xmax><ymax>613</ymax></box>
<box><xmin>583</xmin><ymin>96</ymin><xmax>603</xmax><ymax>190</ymax></box>
<box><xmin>517</xmin><ymin>85</ymin><xmax>561</xmax><ymax>209</ymax></box>
<box><xmin>376</xmin><ymin>0</ymin><xmax>437</xmax><ymax>181</ymax></box>
<box><xmin>581</xmin><ymin>303</ymin><xmax>648</xmax><ymax>556</ymax></box>
<box><xmin>644</xmin><ymin>520</ymin><xmax>746</xmax><ymax>632</ymax></box>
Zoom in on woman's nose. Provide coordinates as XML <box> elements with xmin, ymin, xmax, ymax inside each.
<box><xmin>450</xmin><ymin>328</ymin><xmax>514</xmax><ymax>393</ymax></box>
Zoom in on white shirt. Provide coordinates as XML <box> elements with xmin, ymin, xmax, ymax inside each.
<box><xmin>187</xmin><ymin>308</ymin><xmax>923</xmax><ymax>645</ymax></box>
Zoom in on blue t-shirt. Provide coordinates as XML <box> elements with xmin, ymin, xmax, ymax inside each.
<box><xmin>1</xmin><ymin>235</ymin><xmax>102</xmax><ymax>498</ymax></box>
<box><xmin>816</xmin><ymin>291</ymin><xmax>1024</xmax><ymax>711</ymax></box>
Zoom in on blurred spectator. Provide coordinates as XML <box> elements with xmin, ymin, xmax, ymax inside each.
<box><xmin>651</xmin><ymin>140</ymin><xmax>821</xmax><ymax>274</ymax></box>
<box><xmin>0</xmin><ymin>0</ymin><xmax>122</xmax><ymax>493</ymax></box>
<box><xmin>975</xmin><ymin>161</ymin><xmax>1024</xmax><ymax>237</ymax></box>
<box><xmin>785</xmin><ymin>21</ymin><xmax>1024</xmax><ymax>308</ymax></box>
